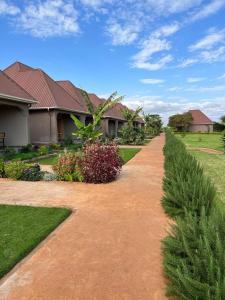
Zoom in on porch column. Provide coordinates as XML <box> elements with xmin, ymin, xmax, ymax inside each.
<box><xmin>101</xmin><ymin>119</ymin><xmax>109</xmax><ymax>136</ymax></box>
<box><xmin>115</xmin><ymin>120</ymin><xmax>119</xmax><ymax>137</ymax></box>
<box><xmin>50</xmin><ymin>111</ymin><xmax>58</xmax><ymax>143</ymax></box>
<box><xmin>79</xmin><ymin>115</ymin><xmax>86</xmax><ymax>125</ymax></box>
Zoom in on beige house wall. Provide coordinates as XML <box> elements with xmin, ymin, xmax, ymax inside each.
<box><xmin>188</xmin><ymin>124</ymin><xmax>213</xmax><ymax>133</ymax></box>
<box><xmin>0</xmin><ymin>99</ymin><xmax>30</xmax><ymax>147</ymax></box>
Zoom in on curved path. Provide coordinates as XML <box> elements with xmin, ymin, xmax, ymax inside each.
<box><xmin>0</xmin><ymin>135</ymin><xmax>168</xmax><ymax>300</ymax></box>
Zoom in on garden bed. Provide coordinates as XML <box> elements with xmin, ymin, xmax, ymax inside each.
<box><xmin>0</xmin><ymin>205</ymin><xmax>71</xmax><ymax>278</ymax></box>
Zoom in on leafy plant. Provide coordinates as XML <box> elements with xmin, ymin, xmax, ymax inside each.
<box><xmin>221</xmin><ymin>130</ymin><xmax>225</xmax><ymax>153</ymax></box>
<box><xmin>20</xmin><ymin>144</ymin><xmax>33</xmax><ymax>153</ymax></box>
<box><xmin>42</xmin><ymin>172</ymin><xmax>58</xmax><ymax>181</ymax></box>
<box><xmin>120</xmin><ymin>107</ymin><xmax>146</xmax><ymax>145</ymax></box>
<box><xmin>144</xmin><ymin>114</ymin><xmax>162</xmax><ymax>137</ymax></box>
<box><xmin>38</xmin><ymin>145</ymin><xmax>49</xmax><ymax>156</ymax></box>
<box><xmin>20</xmin><ymin>164</ymin><xmax>43</xmax><ymax>181</ymax></box>
<box><xmin>168</xmin><ymin>112</ymin><xmax>193</xmax><ymax>132</ymax></box>
<box><xmin>53</xmin><ymin>151</ymin><xmax>83</xmax><ymax>182</ymax></box>
<box><xmin>5</xmin><ymin>161</ymin><xmax>27</xmax><ymax>180</ymax></box>
<box><xmin>0</xmin><ymin>159</ymin><xmax>5</xmax><ymax>178</ymax></box>
<box><xmin>82</xmin><ymin>142</ymin><xmax>122</xmax><ymax>183</ymax></box>
<box><xmin>71</xmin><ymin>91</ymin><xmax>123</xmax><ymax>142</ymax></box>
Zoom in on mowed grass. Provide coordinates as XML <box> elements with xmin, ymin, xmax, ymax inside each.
<box><xmin>119</xmin><ymin>148</ymin><xmax>140</xmax><ymax>164</ymax></box>
<box><xmin>190</xmin><ymin>150</ymin><xmax>225</xmax><ymax>203</ymax></box>
<box><xmin>37</xmin><ymin>148</ymin><xmax>141</xmax><ymax>165</ymax></box>
<box><xmin>176</xmin><ymin>133</ymin><xmax>223</xmax><ymax>151</ymax></box>
<box><xmin>0</xmin><ymin>205</ymin><xmax>71</xmax><ymax>278</ymax></box>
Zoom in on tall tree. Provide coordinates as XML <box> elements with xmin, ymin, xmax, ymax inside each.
<box><xmin>168</xmin><ymin>112</ymin><xmax>193</xmax><ymax>131</ymax></box>
<box><xmin>71</xmin><ymin>91</ymin><xmax>123</xmax><ymax>142</ymax></box>
<box><xmin>144</xmin><ymin>114</ymin><xmax>162</xmax><ymax>136</ymax></box>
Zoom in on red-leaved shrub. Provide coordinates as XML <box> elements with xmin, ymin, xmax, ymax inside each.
<box><xmin>82</xmin><ymin>143</ymin><xmax>122</xmax><ymax>183</ymax></box>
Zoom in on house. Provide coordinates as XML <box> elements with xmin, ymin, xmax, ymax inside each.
<box><xmin>4</xmin><ymin>62</ymin><xmax>89</xmax><ymax>144</ymax></box>
<box><xmin>0</xmin><ymin>70</ymin><xmax>36</xmax><ymax>147</ymax></box>
<box><xmin>188</xmin><ymin>110</ymin><xmax>213</xmax><ymax>132</ymax></box>
<box><xmin>4</xmin><ymin>61</ymin><xmax>144</xmax><ymax>144</ymax></box>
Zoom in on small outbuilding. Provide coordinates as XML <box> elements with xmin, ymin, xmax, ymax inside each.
<box><xmin>188</xmin><ymin>110</ymin><xmax>213</xmax><ymax>132</ymax></box>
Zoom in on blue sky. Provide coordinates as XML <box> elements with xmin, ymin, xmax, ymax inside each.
<box><xmin>1</xmin><ymin>0</ymin><xmax>225</xmax><ymax>122</ymax></box>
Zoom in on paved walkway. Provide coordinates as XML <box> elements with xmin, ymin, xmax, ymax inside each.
<box><xmin>0</xmin><ymin>135</ymin><xmax>168</xmax><ymax>300</ymax></box>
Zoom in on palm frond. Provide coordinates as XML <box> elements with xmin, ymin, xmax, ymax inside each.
<box><xmin>80</xmin><ymin>89</ymin><xmax>95</xmax><ymax>114</ymax></box>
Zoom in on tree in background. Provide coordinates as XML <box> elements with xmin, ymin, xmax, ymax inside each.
<box><xmin>168</xmin><ymin>112</ymin><xmax>193</xmax><ymax>132</ymax></box>
<box><xmin>221</xmin><ymin>115</ymin><xmax>225</xmax><ymax>124</ymax></box>
<box><xmin>144</xmin><ymin>114</ymin><xmax>162</xmax><ymax>137</ymax></box>
<box><xmin>71</xmin><ymin>91</ymin><xmax>123</xmax><ymax>142</ymax></box>
<box><xmin>120</xmin><ymin>107</ymin><xmax>146</xmax><ymax>145</ymax></box>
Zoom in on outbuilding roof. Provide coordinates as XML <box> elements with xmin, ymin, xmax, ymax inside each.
<box><xmin>189</xmin><ymin>109</ymin><xmax>213</xmax><ymax>125</ymax></box>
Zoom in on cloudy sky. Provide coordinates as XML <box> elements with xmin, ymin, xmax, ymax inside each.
<box><xmin>1</xmin><ymin>0</ymin><xmax>225</xmax><ymax>123</ymax></box>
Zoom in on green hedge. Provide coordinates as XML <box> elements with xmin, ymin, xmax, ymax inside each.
<box><xmin>162</xmin><ymin>130</ymin><xmax>225</xmax><ymax>300</ymax></box>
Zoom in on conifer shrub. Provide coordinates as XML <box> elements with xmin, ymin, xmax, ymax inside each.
<box><xmin>162</xmin><ymin>131</ymin><xmax>216</xmax><ymax>218</ymax></box>
<box><xmin>162</xmin><ymin>130</ymin><xmax>225</xmax><ymax>300</ymax></box>
<box><xmin>162</xmin><ymin>209</ymin><xmax>225</xmax><ymax>300</ymax></box>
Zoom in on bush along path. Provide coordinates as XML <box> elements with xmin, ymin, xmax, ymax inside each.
<box><xmin>161</xmin><ymin>130</ymin><xmax>225</xmax><ymax>300</ymax></box>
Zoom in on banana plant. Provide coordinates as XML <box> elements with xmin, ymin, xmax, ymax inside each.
<box><xmin>71</xmin><ymin>90</ymin><xmax>123</xmax><ymax>142</ymax></box>
<box><xmin>123</xmin><ymin>107</ymin><xmax>143</xmax><ymax>127</ymax></box>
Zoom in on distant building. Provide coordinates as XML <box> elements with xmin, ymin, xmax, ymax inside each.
<box><xmin>188</xmin><ymin>110</ymin><xmax>213</xmax><ymax>132</ymax></box>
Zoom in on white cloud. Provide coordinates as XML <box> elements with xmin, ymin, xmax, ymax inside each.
<box><xmin>178</xmin><ymin>58</ymin><xmax>199</xmax><ymax>68</ymax></box>
<box><xmin>218</xmin><ymin>73</ymin><xmax>225</xmax><ymax>79</ymax></box>
<box><xmin>190</xmin><ymin>0</ymin><xmax>225</xmax><ymax>21</ymax></box>
<box><xmin>186</xmin><ymin>84</ymin><xmax>225</xmax><ymax>92</ymax></box>
<box><xmin>200</xmin><ymin>45</ymin><xmax>225</xmax><ymax>62</ymax></box>
<box><xmin>15</xmin><ymin>0</ymin><xmax>79</xmax><ymax>38</ymax></box>
<box><xmin>124</xmin><ymin>94</ymin><xmax>225</xmax><ymax>124</ymax></box>
<box><xmin>0</xmin><ymin>0</ymin><xmax>20</xmax><ymax>15</ymax></box>
<box><xmin>152</xmin><ymin>22</ymin><xmax>180</xmax><ymax>38</ymax></box>
<box><xmin>168</xmin><ymin>86</ymin><xmax>182</xmax><ymax>92</ymax></box>
<box><xmin>140</xmin><ymin>78</ymin><xmax>164</xmax><ymax>84</ymax></box>
<box><xmin>189</xmin><ymin>28</ymin><xmax>225</xmax><ymax>51</ymax></box>
<box><xmin>187</xmin><ymin>77</ymin><xmax>205</xmax><ymax>83</ymax></box>
<box><xmin>106</xmin><ymin>21</ymin><xmax>140</xmax><ymax>45</ymax></box>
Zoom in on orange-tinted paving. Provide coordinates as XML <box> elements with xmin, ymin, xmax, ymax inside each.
<box><xmin>0</xmin><ymin>135</ymin><xmax>168</xmax><ymax>300</ymax></box>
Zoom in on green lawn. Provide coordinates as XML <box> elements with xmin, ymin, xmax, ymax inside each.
<box><xmin>37</xmin><ymin>148</ymin><xmax>141</xmax><ymax>165</ymax></box>
<box><xmin>119</xmin><ymin>148</ymin><xmax>140</xmax><ymax>164</ymax></box>
<box><xmin>0</xmin><ymin>205</ymin><xmax>71</xmax><ymax>278</ymax></box>
<box><xmin>176</xmin><ymin>133</ymin><xmax>223</xmax><ymax>151</ymax></box>
<box><xmin>190</xmin><ymin>151</ymin><xmax>225</xmax><ymax>203</ymax></box>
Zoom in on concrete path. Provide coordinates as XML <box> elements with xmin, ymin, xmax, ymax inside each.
<box><xmin>0</xmin><ymin>135</ymin><xmax>168</xmax><ymax>300</ymax></box>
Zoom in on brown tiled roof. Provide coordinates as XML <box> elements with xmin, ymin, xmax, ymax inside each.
<box><xmin>4</xmin><ymin>62</ymin><xmax>87</xmax><ymax>113</ymax></box>
<box><xmin>189</xmin><ymin>110</ymin><xmax>213</xmax><ymax>125</ymax></box>
<box><xmin>0</xmin><ymin>70</ymin><xmax>35</xmax><ymax>102</ymax></box>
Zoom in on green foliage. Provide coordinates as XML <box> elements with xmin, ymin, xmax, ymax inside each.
<box><xmin>53</xmin><ymin>151</ymin><xmax>84</xmax><ymax>182</ymax></box>
<box><xmin>163</xmin><ymin>209</ymin><xmax>225</xmax><ymax>300</ymax></box>
<box><xmin>144</xmin><ymin>114</ymin><xmax>162</xmax><ymax>137</ymax></box>
<box><xmin>38</xmin><ymin>145</ymin><xmax>49</xmax><ymax>156</ymax></box>
<box><xmin>162</xmin><ymin>130</ymin><xmax>225</xmax><ymax>300</ymax></box>
<box><xmin>120</xmin><ymin>107</ymin><xmax>146</xmax><ymax>145</ymax></box>
<box><xmin>0</xmin><ymin>159</ymin><xmax>5</xmax><ymax>178</ymax></box>
<box><xmin>221</xmin><ymin>130</ymin><xmax>225</xmax><ymax>152</ymax></box>
<box><xmin>168</xmin><ymin>112</ymin><xmax>193</xmax><ymax>131</ymax></box>
<box><xmin>162</xmin><ymin>131</ymin><xmax>216</xmax><ymax>218</ymax></box>
<box><xmin>20</xmin><ymin>164</ymin><xmax>43</xmax><ymax>181</ymax></box>
<box><xmin>71</xmin><ymin>91</ymin><xmax>123</xmax><ymax>142</ymax></box>
<box><xmin>220</xmin><ymin>115</ymin><xmax>225</xmax><ymax>124</ymax></box>
<box><xmin>5</xmin><ymin>161</ymin><xmax>28</xmax><ymax>180</ymax></box>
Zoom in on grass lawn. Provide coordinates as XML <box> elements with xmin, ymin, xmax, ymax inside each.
<box><xmin>190</xmin><ymin>150</ymin><xmax>225</xmax><ymax>203</ymax></box>
<box><xmin>119</xmin><ymin>148</ymin><xmax>140</xmax><ymax>164</ymax></box>
<box><xmin>37</xmin><ymin>148</ymin><xmax>141</xmax><ymax>165</ymax></box>
<box><xmin>0</xmin><ymin>205</ymin><xmax>71</xmax><ymax>278</ymax></box>
<box><xmin>176</xmin><ymin>133</ymin><xmax>223</xmax><ymax>151</ymax></box>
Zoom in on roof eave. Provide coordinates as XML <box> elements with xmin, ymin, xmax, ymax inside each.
<box><xmin>0</xmin><ymin>93</ymin><xmax>37</xmax><ymax>104</ymax></box>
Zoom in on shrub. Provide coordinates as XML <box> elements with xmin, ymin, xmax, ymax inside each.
<box><xmin>42</xmin><ymin>172</ymin><xmax>58</xmax><ymax>181</ymax></box>
<box><xmin>49</xmin><ymin>143</ymin><xmax>61</xmax><ymax>151</ymax></box>
<box><xmin>20</xmin><ymin>164</ymin><xmax>43</xmax><ymax>181</ymax></box>
<box><xmin>162</xmin><ymin>131</ymin><xmax>216</xmax><ymax>219</ymax></box>
<box><xmin>162</xmin><ymin>209</ymin><xmax>225</xmax><ymax>300</ymax></box>
<box><xmin>120</xmin><ymin>127</ymin><xmax>145</xmax><ymax>145</ymax></box>
<box><xmin>5</xmin><ymin>161</ymin><xmax>27</xmax><ymax>180</ymax></box>
<box><xmin>82</xmin><ymin>142</ymin><xmax>122</xmax><ymax>183</ymax></box>
<box><xmin>0</xmin><ymin>159</ymin><xmax>5</xmax><ymax>178</ymax></box>
<box><xmin>2</xmin><ymin>147</ymin><xmax>16</xmax><ymax>160</ymax></box>
<box><xmin>38</xmin><ymin>145</ymin><xmax>48</xmax><ymax>156</ymax></box>
<box><xmin>20</xmin><ymin>144</ymin><xmax>33</xmax><ymax>153</ymax></box>
<box><xmin>53</xmin><ymin>151</ymin><xmax>83</xmax><ymax>182</ymax></box>
<box><xmin>221</xmin><ymin>130</ymin><xmax>225</xmax><ymax>152</ymax></box>
<box><xmin>161</xmin><ymin>130</ymin><xmax>225</xmax><ymax>300</ymax></box>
